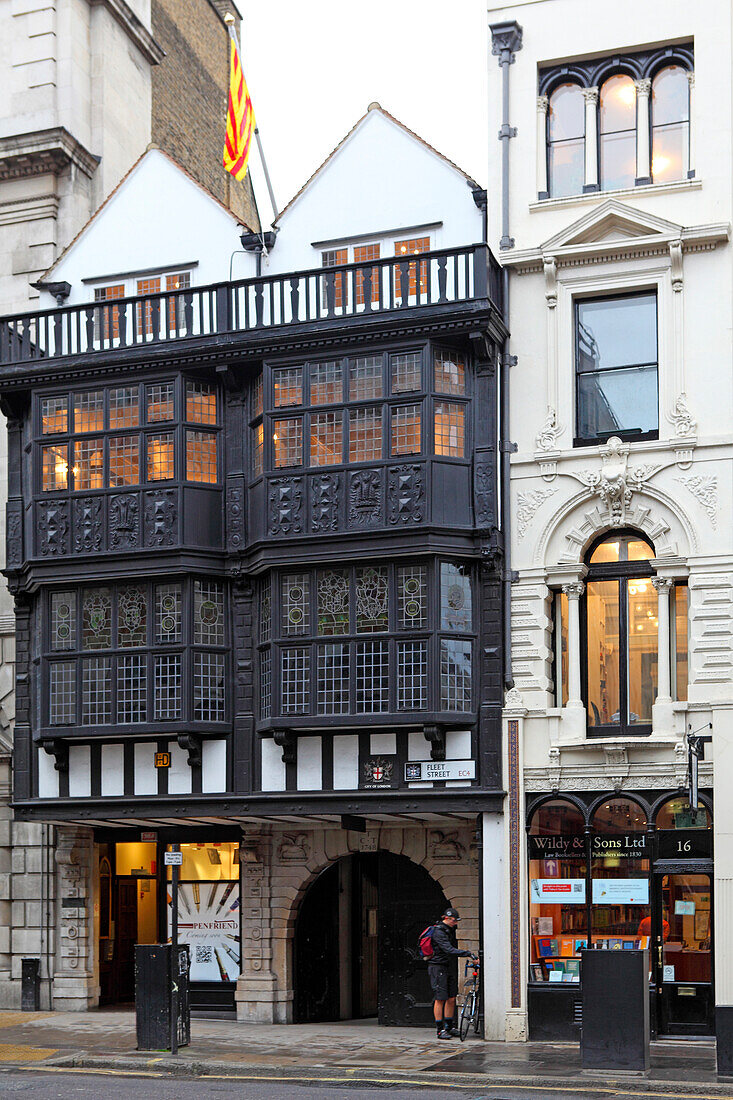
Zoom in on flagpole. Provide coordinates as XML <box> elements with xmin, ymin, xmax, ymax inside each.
<box><xmin>224</xmin><ymin>13</ymin><xmax>278</xmax><ymax>223</ymax></box>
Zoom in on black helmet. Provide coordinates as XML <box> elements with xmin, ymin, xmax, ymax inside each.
<box><xmin>442</xmin><ymin>907</ymin><xmax>461</xmax><ymax>920</ymax></box>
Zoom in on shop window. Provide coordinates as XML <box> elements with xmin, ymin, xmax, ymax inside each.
<box><xmin>165</xmin><ymin>843</ymin><xmax>241</xmax><ymax>985</ymax></box>
<box><xmin>652</xmin><ymin>66</ymin><xmax>689</xmax><ymax>183</ymax></box>
<box><xmin>528</xmin><ymin>799</ymin><xmax>587</xmax><ymax>984</ymax></box>
<box><xmin>656</xmin><ymin>796</ymin><xmax>711</xmax><ymax>831</ymax></box>
<box><xmin>548</xmin><ymin>82</ymin><xmax>585</xmax><ymax>198</ymax></box>
<box><xmin>672</xmin><ymin>583</ymin><xmax>688</xmax><ymax>701</ymax></box>
<box><xmin>599</xmin><ymin>75</ymin><xmax>636</xmax><ymax>191</ymax></box>
<box><xmin>585</xmin><ymin>532</ymin><xmax>656</xmax><ymax>736</ymax></box>
<box><xmin>576</xmin><ymin>292</ymin><xmax>658</xmax><ymax>444</ymax></box>
<box><xmin>590</xmin><ymin>798</ymin><xmax>650</xmax><ymax>946</ymax></box>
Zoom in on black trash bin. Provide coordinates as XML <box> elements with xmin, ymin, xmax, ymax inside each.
<box><xmin>581</xmin><ymin>948</ymin><xmax>649</xmax><ymax>1073</ymax></box>
<box><xmin>21</xmin><ymin>958</ymin><xmax>40</xmax><ymax>1012</ymax></box>
<box><xmin>135</xmin><ymin>944</ymin><xmax>190</xmax><ymax>1051</ymax></box>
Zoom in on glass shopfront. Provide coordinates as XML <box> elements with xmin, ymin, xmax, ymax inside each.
<box><xmin>527</xmin><ymin>793</ymin><xmax>713</xmax><ymax>1038</ymax></box>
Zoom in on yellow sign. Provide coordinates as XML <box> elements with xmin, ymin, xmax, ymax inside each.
<box><xmin>155</xmin><ymin>752</ymin><xmax>171</xmax><ymax>769</ymax></box>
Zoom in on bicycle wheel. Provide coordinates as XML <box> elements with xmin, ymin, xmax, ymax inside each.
<box><xmin>459</xmin><ymin>989</ymin><xmax>475</xmax><ymax>1041</ymax></box>
<box><xmin>473</xmin><ymin>990</ymin><xmax>482</xmax><ymax>1035</ymax></box>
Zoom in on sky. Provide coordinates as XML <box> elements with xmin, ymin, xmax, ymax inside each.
<box><xmin>240</xmin><ymin>0</ymin><xmax>490</xmax><ymax>227</ymax></box>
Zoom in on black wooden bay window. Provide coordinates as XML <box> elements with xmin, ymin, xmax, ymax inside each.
<box><xmin>44</xmin><ymin>578</ymin><xmax>228</xmax><ymax>732</ymax></box>
<box><xmin>37</xmin><ymin>377</ymin><xmax>221</xmax><ymax>493</ymax></box>
<box><xmin>255</xmin><ymin>347</ymin><xmax>470</xmax><ymax>477</ymax></box>
<box><xmin>257</xmin><ymin>559</ymin><xmax>475</xmax><ymax>722</ymax></box>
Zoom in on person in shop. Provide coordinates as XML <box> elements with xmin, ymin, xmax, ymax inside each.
<box><xmin>637</xmin><ymin>913</ymin><xmax>670</xmax><ymax>941</ymax></box>
<box><xmin>427</xmin><ymin>908</ymin><xmax>476</xmax><ymax>1040</ymax></box>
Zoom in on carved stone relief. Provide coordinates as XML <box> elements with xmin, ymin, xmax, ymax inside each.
<box><xmin>387</xmin><ymin>464</ymin><xmax>424</xmax><ymax>525</ymax></box>
<box><xmin>6</xmin><ymin>502</ymin><xmax>22</xmax><ymax>567</ymax></box>
<box><xmin>570</xmin><ymin>436</ymin><xmax>662</xmax><ymax>527</ymax></box>
<box><xmin>268</xmin><ymin>476</ymin><xmax>304</xmax><ymax>536</ymax></box>
<box><xmin>72</xmin><ymin>496</ymin><xmax>103</xmax><ymax>553</ymax></box>
<box><xmin>310</xmin><ymin>472</ymin><xmax>340</xmax><ymax>532</ymax></box>
<box><xmin>143</xmin><ymin>489</ymin><xmax>177</xmax><ymax>547</ymax></box>
<box><xmin>676</xmin><ymin>474</ymin><xmax>717</xmax><ymax>528</ymax></box>
<box><xmin>667</xmin><ymin>393</ymin><xmax>696</xmax><ymax>437</ymax></box>
<box><xmin>108</xmin><ymin>493</ymin><xmax>139</xmax><ymax>550</ymax></box>
<box><xmin>473</xmin><ymin>459</ymin><xmax>494</xmax><ymax>527</ymax></box>
<box><xmin>516</xmin><ymin>486</ymin><xmax>558</xmax><ymax>539</ymax></box>
<box><xmin>348</xmin><ymin>468</ymin><xmax>382</xmax><ymax>528</ymax></box>
<box><xmin>535</xmin><ymin>406</ymin><xmax>563</xmax><ymax>452</ymax></box>
<box><xmin>276</xmin><ymin>833</ymin><xmax>310</xmax><ymax>862</ymax></box>
<box><xmin>36</xmin><ymin>500</ymin><xmax>69</xmax><ymax>556</ymax></box>
<box><xmin>226</xmin><ymin>483</ymin><xmax>245</xmax><ymax>550</ymax></box>
<box><xmin>429</xmin><ymin>830</ymin><xmax>465</xmax><ymax>862</ymax></box>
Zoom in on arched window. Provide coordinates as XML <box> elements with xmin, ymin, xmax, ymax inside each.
<box><xmin>585</xmin><ymin>532</ymin><xmax>656</xmax><ymax>735</ymax></box>
<box><xmin>548</xmin><ymin>83</ymin><xmax>585</xmax><ymax>198</ymax></box>
<box><xmin>590</xmin><ymin>798</ymin><xmax>650</xmax><ymax>946</ymax></box>
<box><xmin>600</xmin><ymin>74</ymin><xmax>637</xmax><ymax>190</ymax></box>
<box><xmin>655</xmin><ymin>796</ymin><xmax>711</xmax><ymax>831</ymax></box>
<box><xmin>652</xmin><ymin>66</ymin><xmax>690</xmax><ymax>183</ymax></box>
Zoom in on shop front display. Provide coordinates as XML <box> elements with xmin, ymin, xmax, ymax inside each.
<box><xmin>527</xmin><ymin>792</ymin><xmax>713</xmax><ymax>1039</ymax></box>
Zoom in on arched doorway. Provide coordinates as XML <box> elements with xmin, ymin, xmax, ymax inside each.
<box><xmin>294</xmin><ymin>851</ymin><xmax>449</xmax><ymax>1027</ymax></box>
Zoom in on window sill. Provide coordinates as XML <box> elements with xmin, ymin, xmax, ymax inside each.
<box><xmin>529</xmin><ymin>176</ymin><xmax>702</xmax><ymax>214</ymax></box>
<box><xmin>551</xmin><ymin>733</ymin><xmax>680</xmax><ymax>752</ymax></box>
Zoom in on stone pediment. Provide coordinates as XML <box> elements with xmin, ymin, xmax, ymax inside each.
<box><xmin>541</xmin><ymin>199</ymin><xmax>682</xmax><ymax>252</ymax></box>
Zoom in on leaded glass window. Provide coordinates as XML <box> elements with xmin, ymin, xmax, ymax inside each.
<box><xmin>391</xmin><ymin>404</ymin><xmax>421</xmax><ymax>455</ymax></box>
<box><xmin>282</xmin><ymin>574</ymin><xmax>309</xmax><ymax>636</ymax></box>
<box><xmin>194</xmin><ymin>652</ymin><xmax>225</xmax><ymax>720</ymax></box>
<box><xmin>186</xmin><ymin>380</ymin><xmax>217</xmax><ymax>425</ymax></box>
<box><xmin>117</xmin><ymin>585</ymin><xmax>147</xmax><ymax>647</ymax></box>
<box><xmin>434</xmin><ymin>351</ymin><xmax>466</xmax><ymax>395</ymax></box>
<box><xmin>108</xmin><ymin>435</ymin><xmax>140</xmax><ymax>487</ymax></box>
<box><xmin>154</xmin><ymin>654</ymin><xmax>182</xmax><ymax>719</ymax></box>
<box><xmin>82</xmin><ymin>588</ymin><xmax>111</xmax><ymax>650</ymax></box>
<box><xmin>317</xmin><ymin>643</ymin><xmax>349</xmax><ymax>714</ymax></box>
<box><xmin>273</xmin><ymin>418</ymin><xmax>302</xmax><ymax>468</ymax></box>
<box><xmin>155</xmin><ymin>584</ymin><xmax>182</xmax><ymax>643</ymax></box>
<box><xmin>310</xmin><ymin>361</ymin><xmax>343</xmax><ymax>405</ymax></box>
<box><xmin>74</xmin><ymin>390</ymin><xmax>104</xmax><ymax>434</ymax></box>
<box><xmin>317</xmin><ymin>569</ymin><xmax>349</xmax><ymax>635</ymax></box>
<box><xmin>259</xmin><ymin>577</ymin><xmax>271</xmax><ymax>644</ymax></box>
<box><xmin>41</xmin><ymin>444</ymin><xmax>68</xmax><ymax>491</ymax></box>
<box><xmin>42</xmin><ymin>397</ymin><xmax>68</xmax><ymax>435</ymax></box>
<box><xmin>186</xmin><ymin>430</ymin><xmax>217</xmax><ymax>483</ymax></box>
<box><xmin>281</xmin><ymin>647</ymin><xmax>310</xmax><ymax>713</ymax></box>
<box><xmin>50</xmin><ymin>662</ymin><xmax>75</xmax><ymax>724</ymax></box>
<box><xmin>81</xmin><ymin>657</ymin><xmax>112</xmax><ymax>724</ymax></box>
<box><xmin>434</xmin><ymin>402</ymin><xmax>465</xmax><ymax>457</ymax></box>
<box><xmin>391</xmin><ymin>352</ymin><xmax>422</xmax><ymax>394</ymax></box>
<box><xmin>260</xmin><ymin>649</ymin><xmax>272</xmax><ymax>719</ymax></box>
<box><xmin>117</xmin><ymin>655</ymin><xmax>146</xmax><ymax>723</ymax></box>
<box><xmin>109</xmin><ymin>386</ymin><xmax>140</xmax><ymax>429</ymax></box>
<box><xmin>74</xmin><ymin>438</ymin><xmax>104</xmax><ymax>490</ymax></box>
<box><xmin>147</xmin><ymin>382</ymin><xmax>175</xmax><ymax>423</ymax></box>
<box><xmin>147</xmin><ymin>433</ymin><xmax>175</xmax><ymax>480</ymax></box>
<box><xmin>349</xmin><ymin>407</ymin><xmax>382</xmax><ymax>462</ymax></box>
<box><xmin>194</xmin><ymin>581</ymin><xmax>225</xmax><ymax>645</ymax></box>
<box><xmin>51</xmin><ymin>592</ymin><xmax>76</xmax><ymax>651</ymax></box>
<box><xmin>397</xmin><ymin>640</ymin><xmax>428</xmax><ymax>710</ymax></box>
<box><xmin>356</xmin><ymin>566</ymin><xmax>388</xmax><ymax>633</ymax></box>
<box><xmin>253</xmin><ymin>423</ymin><xmax>264</xmax><ymax>478</ymax></box>
<box><xmin>310</xmin><ymin>411</ymin><xmax>342</xmax><ymax>466</ymax></box>
<box><xmin>355</xmin><ymin>641</ymin><xmax>389</xmax><ymax>712</ymax></box>
<box><xmin>273</xmin><ymin>367</ymin><xmax>303</xmax><ymax>407</ymax></box>
<box><xmin>398</xmin><ymin>565</ymin><xmax>427</xmax><ymax>629</ymax></box>
<box><xmin>349</xmin><ymin>356</ymin><xmax>383</xmax><ymax>401</ymax></box>
<box><xmin>440</xmin><ymin>639</ymin><xmax>472</xmax><ymax>710</ymax></box>
<box><xmin>440</xmin><ymin>562</ymin><xmax>472</xmax><ymax>632</ymax></box>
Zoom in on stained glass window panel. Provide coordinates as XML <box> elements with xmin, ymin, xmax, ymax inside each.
<box><xmin>282</xmin><ymin>574</ymin><xmax>310</xmax><ymax>636</ymax></box>
<box><xmin>355</xmin><ymin>566</ymin><xmax>388</xmax><ymax>633</ymax></box>
<box><xmin>155</xmin><ymin>584</ymin><xmax>182</xmax><ymax>643</ymax></box>
<box><xmin>317</xmin><ymin>569</ymin><xmax>350</xmax><ymax>635</ymax></box>
<box><xmin>440</xmin><ymin>562</ymin><xmax>472</xmax><ymax>631</ymax></box>
<box><xmin>117</xmin><ymin>585</ymin><xmax>147</xmax><ymax>647</ymax></box>
<box><xmin>398</xmin><ymin>565</ymin><xmax>428</xmax><ymax>629</ymax></box>
<box><xmin>194</xmin><ymin>580</ymin><xmax>225</xmax><ymax>645</ymax></box>
<box><xmin>51</xmin><ymin>591</ymin><xmax>76</xmax><ymax>651</ymax></box>
<box><xmin>82</xmin><ymin>588</ymin><xmax>111</xmax><ymax>649</ymax></box>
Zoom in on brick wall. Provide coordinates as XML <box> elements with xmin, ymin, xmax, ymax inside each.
<box><xmin>151</xmin><ymin>0</ymin><xmax>260</xmax><ymax>230</ymax></box>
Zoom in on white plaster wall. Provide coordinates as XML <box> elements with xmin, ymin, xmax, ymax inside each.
<box><xmin>267</xmin><ymin>108</ymin><xmax>483</xmax><ymax>277</ymax></box>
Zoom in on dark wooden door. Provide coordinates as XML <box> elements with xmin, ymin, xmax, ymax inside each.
<box><xmin>654</xmin><ymin>870</ymin><xmax>714</xmax><ymax>1036</ymax></box>
<box><xmin>358</xmin><ymin>856</ymin><xmax>379</xmax><ymax>1017</ymax></box>
<box><xmin>378</xmin><ymin>853</ymin><xmax>449</xmax><ymax>1027</ymax></box>
<box><xmin>294</xmin><ymin>862</ymin><xmax>341</xmax><ymax>1023</ymax></box>
<box><xmin>116</xmin><ymin>880</ymin><xmax>138</xmax><ymax>1002</ymax></box>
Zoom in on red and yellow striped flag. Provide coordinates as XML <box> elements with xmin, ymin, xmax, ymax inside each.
<box><xmin>223</xmin><ymin>34</ymin><xmax>255</xmax><ymax>181</ymax></box>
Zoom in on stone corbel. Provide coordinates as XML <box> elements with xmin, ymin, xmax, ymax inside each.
<box><xmin>603</xmin><ymin>745</ymin><xmax>629</xmax><ymax>792</ymax></box>
<box><xmin>669</xmin><ymin>240</ymin><xmax>683</xmax><ymax>292</ymax></box>
<box><xmin>177</xmin><ymin>733</ymin><xmax>202</xmax><ymax>769</ymax></box>
<box><xmin>543</xmin><ymin>255</ymin><xmax>557</xmax><ymax>309</ymax></box>
<box><xmin>674</xmin><ymin>739</ymin><xmax>688</xmax><ymax>789</ymax></box>
<box><xmin>548</xmin><ymin>745</ymin><xmax>561</xmax><ymax>792</ymax></box>
<box><xmin>423</xmin><ymin>723</ymin><xmax>446</xmax><ymax>762</ymax></box>
<box><xmin>42</xmin><ymin>738</ymin><xmax>69</xmax><ymax>774</ymax></box>
<box><xmin>272</xmin><ymin>728</ymin><xmax>296</xmax><ymax>766</ymax></box>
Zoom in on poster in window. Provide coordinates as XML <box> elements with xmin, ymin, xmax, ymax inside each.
<box><xmin>591</xmin><ymin>878</ymin><xmax>649</xmax><ymax>905</ymax></box>
<box><xmin>168</xmin><ymin>880</ymin><xmax>240</xmax><ymax>982</ymax></box>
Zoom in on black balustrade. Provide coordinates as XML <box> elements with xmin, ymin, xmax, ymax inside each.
<box><xmin>0</xmin><ymin>245</ymin><xmax>502</xmax><ymax>365</ymax></box>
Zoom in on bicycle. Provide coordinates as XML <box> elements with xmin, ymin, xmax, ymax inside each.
<box><xmin>459</xmin><ymin>955</ymin><xmax>481</xmax><ymax>1040</ymax></box>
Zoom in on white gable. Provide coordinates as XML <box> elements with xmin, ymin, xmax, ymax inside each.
<box><xmin>41</xmin><ymin>149</ymin><xmax>256</xmax><ymax>309</ymax></box>
<box><xmin>267</xmin><ymin>108</ymin><xmax>483</xmax><ymax>275</ymax></box>
<box><xmin>541</xmin><ymin>199</ymin><xmax>683</xmax><ymax>252</ymax></box>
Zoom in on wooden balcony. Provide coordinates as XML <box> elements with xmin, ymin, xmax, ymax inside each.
<box><xmin>0</xmin><ymin>245</ymin><xmax>503</xmax><ymax>366</ymax></box>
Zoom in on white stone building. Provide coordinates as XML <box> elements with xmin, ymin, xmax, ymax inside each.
<box><xmin>487</xmin><ymin>0</ymin><xmax>732</xmax><ymax>1051</ymax></box>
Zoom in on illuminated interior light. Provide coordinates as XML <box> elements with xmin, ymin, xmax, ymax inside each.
<box><xmin>616</xmin><ymin>82</ymin><xmax>636</xmax><ymax>106</ymax></box>
<box><xmin>651</xmin><ymin>154</ymin><xmax>671</xmax><ymax>175</ymax></box>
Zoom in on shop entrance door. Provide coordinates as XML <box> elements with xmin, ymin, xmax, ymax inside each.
<box><xmin>653</xmin><ymin>870</ymin><xmax>714</xmax><ymax>1036</ymax></box>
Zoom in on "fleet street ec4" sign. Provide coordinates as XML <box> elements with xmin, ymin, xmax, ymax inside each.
<box><xmin>404</xmin><ymin>760</ymin><xmax>475</xmax><ymax>782</ymax></box>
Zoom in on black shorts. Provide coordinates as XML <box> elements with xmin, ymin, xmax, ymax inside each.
<box><xmin>428</xmin><ymin>963</ymin><xmax>458</xmax><ymax>1001</ymax></box>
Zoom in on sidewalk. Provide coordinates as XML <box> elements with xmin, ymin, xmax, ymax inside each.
<box><xmin>0</xmin><ymin>1007</ymin><xmax>726</xmax><ymax>1094</ymax></box>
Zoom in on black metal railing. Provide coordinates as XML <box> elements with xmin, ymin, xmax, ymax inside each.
<box><xmin>0</xmin><ymin>244</ymin><xmax>502</xmax><ymax>366</ymax></box>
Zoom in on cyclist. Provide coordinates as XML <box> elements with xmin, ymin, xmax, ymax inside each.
<box><xmin>428</xmin><ymin>907</ymin><xmax>476</xmax><ymax>1039</ymax></box>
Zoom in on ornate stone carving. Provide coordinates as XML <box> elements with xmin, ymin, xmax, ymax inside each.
<box><xmin>537</xmin><ymin>94</ymin><xmax>549</xmax><ymax>113</ymax></box>
<box><xmin>504</xmin><ymin>686</ymin><xmax>524</xmax><ymax>709</ymax></box>
<box><xmin>516</xmin><ymin>486</ymin><xmax>558</xmax><ymax>539</ymax></box>
<box><xmin>634</xmin><ymin>77</ymin><xmax>652</xmax><ymax>96</ymax></box>
<box><xmin>548</xmin><ymin>746</ymin><xmax>561</xmax><ymax>792</ymax></box>
<box><xmin>387</xmin><ymin>464</ymin><xmax>424</xmax><ymax>525</ymax></box>
<box><xmin>571</xmin><ymin>436</ymin><xmax>662</xmax><ymax>527</ymax></box>
<box><xmin>603</xmin><ymin>745</ymin><xmax>629</xmax><ymax>792</ymax></box>
<box><xmin>277</xmin><ymin>833</ymin><xmax>309</xmax><ymax>862</ymax></box>
<box><xmin>226</xmin><ymin>483</ymin><xmax>245</xmax><ymax>550</ymax></box>
<box><xmin>651</xmin><ymin>577</ymin><xmax>674</xmax><ymax>594</ymax></box>
<box><xmin>54</xmin><ymin>826</ymin><xmax>93</xmax><ymax>980</ymax></box>
<box><xmin>6</xmin><ymin>502</ymin><xmax>22</xmax><ymax>567</ymax></box>
<box><xmin>72</xmin><ymin>496</ymin><xmax>103</xmax><ymax>553</ymax></box>
<box><xmin>676</xmin><ymin>474</ymin><xmax>717</xmax><ymax>528</ymax></box>
<box><xmin>669</xmin><ymin>240</ymin><xmax>684</xmax><ymax>292</ymax></box>
<box><xmin>429</xmin><ymin>830</ymin><xmax>465</xmax><ymax>861</ymax></box>
<box><xmin>348</xmin><ymin>468</ymin><xmax>382</xmax><ymax>528</ymax></box>
<box><xmin>37</xmin><ymin>500</ymin><xmax>69</xmax><ymax>556</ymax></box>
<box><xmin>143</xmin><ymin>489</ymin><xmax>177</xmax><ymax>547</ymax></box>
<box><xmin>268</xmin><ymin>476</ymin><xmax>303</xmax><ymax>536</ymax></box>
<box><xmin>474</xmin><ymin>460</ymin><xmax>494</xmax><ymax>527</ymax></box>
<box><xmin>581</xmin><ymin>86</ymin><xmax>599</xmax><ymax>105</ymax></box>
<box><xmin>562</xmin><ymin>581</ymin><xmax>585</xmax><ymax>599</ymax></box>
<box><xmin>543</xmin><ymin>256</ymin><xmax>557</xmax><ymax>309</ymax></box>
<box><xmin>535</xmin><ymin>406</ymin><xmax>563</xmax><ymax>451</ymax></box>
<box><xmin>109</xmin><ymin>493</ymin><xmax>139</xmax><ymax>550</ymax></box>
<box><xmin>668</xmin><ymin>393</ymin><xmax>696</xmax><ymax>436</ymax></box>
<box><xmin>310</xmin><ymin>472</ymin><xmax>340</xmax><ymax>532</ymax></box>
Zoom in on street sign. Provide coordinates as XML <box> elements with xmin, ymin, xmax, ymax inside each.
<box><xmin>155</xmin><ymin>752</ymin><xmax>171</xmax><ymax>768</ymax></box>
<box><xmin>164</xmin><ymin>851</ymin><xmax>183</xmax><ymax>866</ymax></box>
<box><xmin>404</xmin><ymin>759</ymin><xmax>476</xmax><ymax>782</ymax></box>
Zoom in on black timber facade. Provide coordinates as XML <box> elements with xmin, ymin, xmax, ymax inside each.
<box><xmin>0</xmin><ymin>245</ymin><xmax>506</xmax><ymax>826</ymax></box>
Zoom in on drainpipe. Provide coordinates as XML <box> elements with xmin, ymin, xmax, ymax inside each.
<box><xmin>490</xmin><ymin>20</ymin><xmax>522</xmax><ymax>690</ymax></box>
